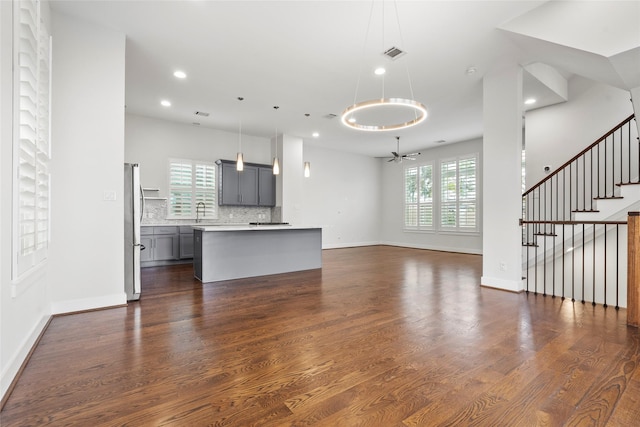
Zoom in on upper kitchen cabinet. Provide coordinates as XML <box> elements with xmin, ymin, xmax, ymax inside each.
<box><xmin>258</xmin><ymin>166</ymin><xmax>276</xmax><ymax>206</ymax></box>
<box><xmin>217</xmin><ymin>160</ymin><xmax>274</xmax><ymax>206</ymax></box>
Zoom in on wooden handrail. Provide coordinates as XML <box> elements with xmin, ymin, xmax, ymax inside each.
<box><xmin>523</xmin><ymin>114</ymin><xmax>636</xmax><ymax>197</ymax></box>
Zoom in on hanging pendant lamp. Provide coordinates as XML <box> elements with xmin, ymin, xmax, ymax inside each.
<box><xmin>236</xmin><ymin>120</ymin><xmax>244</xmax><ymax>171</ymax></box>
<box><xmin>273</xmin><ymin>127</ymin><xmax>280</xmax><ymax>175</ymax></box>
<box><xmin>341</xmin><ymin>0</ymin><xmax>427</xmax><ymax>132</ymax></box>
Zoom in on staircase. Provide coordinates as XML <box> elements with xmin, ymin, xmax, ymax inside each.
<box><xmin>521</xmin><ymin>114</ymin><xmax>638</xmax><ymax>307</ymax></box>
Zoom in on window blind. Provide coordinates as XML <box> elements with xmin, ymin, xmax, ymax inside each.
<box><xmin>169</xmin><ymin>159</ymin><xmax>216</xmax><ymax>219</ymax></box>
<box><xmin>15</xmin><ymin>0</ymin><xmax>51</xmax><ymax>277</ymax></box>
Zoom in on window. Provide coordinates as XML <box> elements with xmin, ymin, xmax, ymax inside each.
<box><xmin>404</xmin><ymin>164</ymin><xmax>433</xmax><ymax>229</ymax></box>
<box><xmin>13</xmin><ymin>0</ymin><xmax>51</xmax><ymax>278</ymax></box>
<box><xmin>403</xmin><ymin>153</ymin><xmax>478</xmax><ymax>233</ymax></box>
<box><xmin>168</xmin><ymin>159</ymin><xmax>217</xmax><ymax>219</ymax></box>
<box><xmin>440</xmin><ymin>155</ymin><xmax>477</xmax><ymax>231</ymax></box>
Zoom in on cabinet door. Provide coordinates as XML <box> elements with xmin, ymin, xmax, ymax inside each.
<box><xmin>258</xmin><ymin>166</ymin><xmax>276</xmax><ymax>206</ymax></box>
<box><xmin>154</xmin><ymin>235</ymin><xmax>179</xmax><ymax>261</ymax></box>
<box><xmin>140</xmin><ymin>236</ymin><xmax>153</xmax><ymax>262</ymax></box>
<box><xmin>180</xmin><ymin>233</ymin><xmax>194</xmax><ymax>259</ymax></box>
<box><xmin>219</xmin><ymin>162</ymin><xmax>240</xmax><ymax>205</ymax></box>
<box><xmin>239</xmin><ymin>165</ymin><xmax>258</xmax><ymax>205</ymax></box>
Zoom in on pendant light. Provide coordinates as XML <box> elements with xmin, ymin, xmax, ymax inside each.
<box><xmin>304</xmin><ymin>162</ymin><xmax>311</xmax><ymax>178</ymax></box>
<box><xmin>340</xmin><ymin>0</ymin><xmax>427</xmax><ymax>132</ymax></box>
<box><xmin>272</xmin><ymin>128</ymin><xmax>280</xmax><ymax>175</ymax></box>
<box><xmin>236</xmin><ymin>119</ymin><xmax>244</xmax><ymax>171</ymax></box>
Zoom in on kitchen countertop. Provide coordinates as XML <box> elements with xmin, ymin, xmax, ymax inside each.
<box><xmin>192</xmin><ymin>224</ymin><xmax>320</xmax><ymax>232</ymax></box>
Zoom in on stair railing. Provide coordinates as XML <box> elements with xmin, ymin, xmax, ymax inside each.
<box><xmin>522</xmin><ymin>114</ymin><xmax>637</xmax><ymax>244</ymax></box>
<box><xmin>521</xmin><ymin>114</ymin><xmax>637</xmax><ymax>309</ymax></box>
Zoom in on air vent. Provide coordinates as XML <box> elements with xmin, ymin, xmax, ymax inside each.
<box><xmin>324</xmin><ymin>113</ymin><xmax>337</xmax><ymax>119</ymax></box>
<box><xmin>383</xmin><ymin>46</ymin><xmax>406</xmax><ymax>60</ymax></box>
<box><xmin>194</xmin><ymin>111</ymin><xmax>210</xmax><ymax>117</ymax></box>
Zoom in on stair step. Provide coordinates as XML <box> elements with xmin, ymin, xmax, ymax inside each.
<box><xmin>615</xmin><ymin>181</ymin><xmax>640</xmax><ymax>187</ymax></box>
<box><xmin>534</xmin><ymin>233</ymin><xmax>557</xmax><ymax>237</ymax></box>
<box><xmin>593</xmin><ymin>196</ymin><xmax>623</xmax><ymax>200</ymax></box>
<box><xmin>522</xmin><ymin>243</ymin><xmax>538</xmax><ymax>247</ymax></box>
<box><xmin>572</xmin><ymin>209</ymin><xmax>600</xmax><ymax>213</ymax></box>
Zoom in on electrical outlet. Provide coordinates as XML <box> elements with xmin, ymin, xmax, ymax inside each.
<box><xmin>499</xmin><ymin>262</ymin><xmax>507</xmax><ymax>272</ymax></box>
<box><xmin>103</xmin><ymin>191</ymin><xmax>116</xmax><ymax>201</ymax></box>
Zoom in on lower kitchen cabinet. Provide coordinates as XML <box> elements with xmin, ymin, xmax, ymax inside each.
<box><xmin>141</xmin><ymin>226</ymin><xmax>193</xmax><ymax>267</ymax></box>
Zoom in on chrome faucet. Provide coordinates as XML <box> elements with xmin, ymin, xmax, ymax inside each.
<box><xmin>195</xmin><ymin>202</ymin><xmax>206</xmax><ymax>223</ymax></box>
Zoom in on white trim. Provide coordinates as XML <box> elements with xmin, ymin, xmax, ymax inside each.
<box><xmin>322</xmin><ymin>241</ymin><xmax>381</xmax><ymax>250</ymax></box>
<box><xmin>382</xmin><ymin>240</ymin><xmax>483</xmax><ymax>255</ymax></box>
<box><xmin>481</xmin><ymin>276</ymin><xmax>524</xmax><ymax>293</ymax></box>
<box><xmin>1</xmin><ymin>314</ymin><xmax>50</xmax><ymax>401</ymax></box>
<box><xmin>50</xmin><ymin>293</ymin><xmax>126</xmax><ymax>315</ymax></box>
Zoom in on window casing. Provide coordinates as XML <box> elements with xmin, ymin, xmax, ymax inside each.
<box><xmin>403</xmin><ymin>153</ymin><xmax>478</xmax><ymax>233</ymax></box>
<box><xmin>168</xmin><ymin>159</ymin><xmax>217</xmax><ymax>220</ymax></box>
<box><xmin>13</xmin><ymin>0</ymin><xmax>51</xmax><ymax>279</ymax></box>
<box><xmin>440</xmin><ymin>155</ymin><xmax>477</xmax><ymax>231</ymax></box>
<box><xmin>404</xmin><ymin>163</ymin><xmax>433</xmax><ymax>230</ymax></box>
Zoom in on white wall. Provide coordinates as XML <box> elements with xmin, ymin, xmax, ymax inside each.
<box><xmin>125</xmin><ymin>114</ymin><xmax>271</xmax><ymax>195</ymax></box>
<box><xmin>300</xmin><ymin>144</ymin><xmax>382</xmax><ymax>248</ymax></box>
<box><xmin>525</xmin><ymin>76</ymin><xmax>634</xmax><ymax>189</ymax></box>
<box><xmin>1</xmin><ymin>1</ymin><xmax>52</xmax><ymax>401</ymax></box>
<box><xmin>379</xmin><ymin>138</ymin><xmax>483</xmax><ymax>254</ymax></box>
<box><xmin>47</xmin><ymin>12</ymin><xmax>126</xmax><ymax>313</ymax></box>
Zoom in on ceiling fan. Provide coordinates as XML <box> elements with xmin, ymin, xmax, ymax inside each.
<box><xmin>387</xmin><ymin>136</ymin><xmax>420</xmax><ymax>163</ymax></box>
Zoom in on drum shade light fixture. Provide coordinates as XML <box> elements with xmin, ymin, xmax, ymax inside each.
<box><xmin>341</xmin><ymin>0</ymin><xmax>426</xmax><ymax>132</ymax></box>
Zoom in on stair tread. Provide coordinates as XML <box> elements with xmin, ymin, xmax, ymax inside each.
<box><xmin>572</xmin><ymin>209</ymin><xmax>600</xmax><ymax>213</ymax></box>
<box><xmin>593</xmin><ymin>196</ymin><xmax>624</xmax><ymax>200</ymax></box>
<box><xmin>615</xmin><ymin>181</ymin><xmax>640</xmax><ymax>187</ymax></box>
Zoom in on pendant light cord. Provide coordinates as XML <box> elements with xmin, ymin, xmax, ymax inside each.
<box><xmin>351</xmin><ymin>0</ymin><xmax>376</xmax><ymax>107</ymax></box>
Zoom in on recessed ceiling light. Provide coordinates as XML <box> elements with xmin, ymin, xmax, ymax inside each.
<box><xmin>173</xmin><ymin>70</ymin><xmax>187</xmax><ymax>79</ymax></box>
<box><xmin>312</xmin><ymin>132</ymin><xmax>319</xmax><ymax>138</ymax></box>
<box><xmin>160</xmin><ymin>100</ymin><xmax>171</xmax><ymax>107</ymax></box>
<box><xmin>525</xmin><ymin>98</ymin><xmax>537</xmax><ymax>105</ymax></box>
<box><xmin>374</xmin><ymin>67</ymin><xmax>386</xmax><ymax>75</ymax></box>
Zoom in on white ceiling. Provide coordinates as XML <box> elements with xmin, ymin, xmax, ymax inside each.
<box><xmin>49</xmin><ymin>0</ymin><xmax>640</xmax><ymax>158</ymax></box>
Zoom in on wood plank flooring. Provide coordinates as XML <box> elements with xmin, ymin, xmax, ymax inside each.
<box><xmin>2</xmin><ymin>246</ymin><xmax>640</xmax><ymax>426</ymax></box>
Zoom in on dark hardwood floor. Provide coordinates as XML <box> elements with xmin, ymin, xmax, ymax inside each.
<box><xmin>2</xmin><ymin>246</ymin><xmax>640</xmax><ymax>426</ymax></box>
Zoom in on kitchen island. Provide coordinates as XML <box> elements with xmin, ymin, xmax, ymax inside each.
<box><xmin>192</xmin><ymin>225</ymin><xmax>322</xmax><ymax>282</ymax></box>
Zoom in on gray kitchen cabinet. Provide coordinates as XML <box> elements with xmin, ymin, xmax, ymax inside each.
<box><xmin>217</xmin><ymin>160</ymin><xmax>273</xmax><ymax>206</ymax></box>
<box><xmin>258</xmin><ymin>166</ymin><xmax>276</xmax><ymax>206</ymax></box>
<box><xmin>140</xmin><ymin>226</ymin><xmax>182</xmax><ymax>266</ymax></box>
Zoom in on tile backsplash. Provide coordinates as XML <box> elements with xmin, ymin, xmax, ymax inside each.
<box><xmin>141</xmin><ymin>198</ymin><xmax>273</xmax><ymax>225</ymax></box>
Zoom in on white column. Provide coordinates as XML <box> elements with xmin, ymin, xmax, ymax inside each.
<box><xmin>481</xmin><ymin>63</ymin><xmax>524</xmax><ymax>292</ymax></box>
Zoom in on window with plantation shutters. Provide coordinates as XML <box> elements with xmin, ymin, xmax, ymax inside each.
<box><xmin>404</xmin><ymin>163</ymin><xmax>433</xmax><ymax>230</ymax></box>
<box><xmin>168</xmin><ymin>159</ymin><xmax>217</xmax><ymax>219</ymax></box>
<box><xmin>14</xmin><ymin>0</ymin><xmax>51</xmax><ymax>278</ymax></box>
<box><xmin>440</xmin><ymin>155</ymin><xmax>477</xmax><ymax>231</ymax></box>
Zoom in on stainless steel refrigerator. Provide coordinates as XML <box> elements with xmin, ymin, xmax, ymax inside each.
<box><xmin>124</xmin><ymin>163</ymin><xmax>144</xmax><ymax>301</ymax></box>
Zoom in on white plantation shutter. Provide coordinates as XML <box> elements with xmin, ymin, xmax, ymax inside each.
<box><xmin>169</xmin><ymin>159</ymin><xmax>216</xmax><ymax>219</ymax></box>
<box><xmin>15</xmin><ymin>0</ymin><xmax>51</xmax><ymax>277</ymax></box>
<box><xmin>404</xmin><ymin>163</ymin><xmax>433</xmax><ymax>230</ymax></box>
<box><xmin>440</xmin><ymin>155</ymin><xmax>477</xmax><ymax>231</ymax></box>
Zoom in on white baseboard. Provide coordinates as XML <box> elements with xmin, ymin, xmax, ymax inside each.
<box><xmin>1</xmin><ymin>314</ymin><xmax>50</xmax><ymax>402</ymax></box>
<box><xmin>481</xmin><ymin>276</ymin><xmax>524</xmax><ymax>293</ymax></box>
<box><xmin>381</xmin><ymin>240</ymin><xmax>483</xmax><ymax>255</ymax></box>
<box><xmin>50</xmin><ymin>293</ymin><xmax>127</xmax><ymax>315</ymax></box>
<box><xmin>322</xmin><ymin>241</ymin><xmax>381</xmax><ymax>250</ymax></box>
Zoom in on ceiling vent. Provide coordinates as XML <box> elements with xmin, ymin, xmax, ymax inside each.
<box><xmin>324</xmin><ymin>113</ymin><xmax>337</xmax><ymax>119</ymax></box>
<box><xmin>383</xmin><ymin>46</ymin><xmax>406</xmax><ymax>60</ymax></box>
<box><xmin>194</xmin><ymin>111</ymin><xmax>210</xmax><ymax>117</ymax></box>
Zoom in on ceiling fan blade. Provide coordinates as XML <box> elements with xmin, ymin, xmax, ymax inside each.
<box><xmin>387</xmin><ymin>158</ymin><xmax>395</xmax><ymax>162</ymax></box>
<box><xmin>405</xmin><ymin>152</ymin><xmax>421</xmax><ymax>157</ymax></box>
<box><xmin>391</xmin><ymin>152</ymin><xmax>399</xmax><ymax>157</ymax></box>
